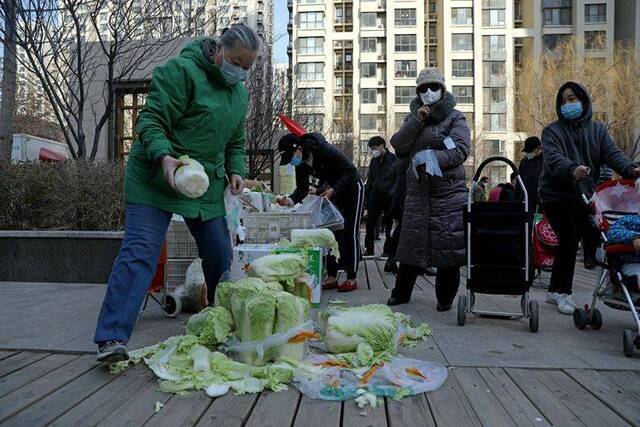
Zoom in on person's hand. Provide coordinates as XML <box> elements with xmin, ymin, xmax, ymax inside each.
<box><xmin>161</xmin><ymin>155</ymin><xmax>189</xmax><ymax>190</ymax></box>
<box><xmin>230</xmin><ymin>174</ymin><xmax>243</xmax><ymax>195</ymax></box>
<box><xmin>276</xmin><ymin>196</ymin><xmax>293</xmax><ymax>207</ymax></box>
<box><xmin>631</xmin><ymin>167</ymin><xmax>640</xmax><ymax>178</ymax></box>
<box><xmin>573</xmin><ymin>165</ymin><xmax>591</xmax><ymax>181</ymax></box>
<box><xmin>320</xmin><ymin>188</ymin><xmax>335</xmax><ymax>200</ymax></box>
<box><xmin>416</xmin><ymin>105</ymin><xmax>430</xmax><ymax>122</ymax></box>
<box><xmin>633</xmin><ymin>237</ymin><xmax>640</xmax><ymax>254</ymax></box>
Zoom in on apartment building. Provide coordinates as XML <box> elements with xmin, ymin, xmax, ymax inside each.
<box><xmin>287</xmin><ymin>0</ymin><xmax>621</xmax><ymax>178</ymax></box>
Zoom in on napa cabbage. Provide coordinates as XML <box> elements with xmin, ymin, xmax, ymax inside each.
<box><xmin>174</xmin><ymin>155</ymin><xmax>209</xmax><ymax>198</ymax></box>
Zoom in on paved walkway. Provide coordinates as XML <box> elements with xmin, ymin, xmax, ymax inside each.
<box><xmin>1</xmin><ymin>261</ymin><xmax>639</xmax><ymax>426</ymax></box>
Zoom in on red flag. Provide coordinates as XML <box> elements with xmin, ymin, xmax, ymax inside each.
<box><xmin>278</xmin><ymin>114</ymin><xmax>307</xmax><ymax>137</ymax></box>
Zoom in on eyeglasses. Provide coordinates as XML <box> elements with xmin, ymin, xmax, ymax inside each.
<box><xmin>424</xmin><ymin>83</ymin><xmax>441</xmax><ymax>92</ymax></box>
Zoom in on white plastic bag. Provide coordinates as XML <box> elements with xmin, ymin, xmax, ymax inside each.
<box><xmin>224</xmin><ymin>186</ymin><xmax>243</xmax><ymax>240</ymax></box>
<box><xmin>173</xmin><ymin>259</ymin><xmax>207</xmax><ymax>312</ymax></box>
<box><xmin>298</xmin><ymin>196</ymin><xmax>345</xmax><ymax>231</ymax></box>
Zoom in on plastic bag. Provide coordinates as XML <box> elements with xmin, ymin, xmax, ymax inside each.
<box><xmin>293</xmin><ymin>355</ymin><xmax>447</xmax><ymax>401</ymax></box>
<box><xmin>298</xmin><ymin>196</ymin><xmax>345</xmax><ymax>231</ymax></box>
<box><xmin>221</xmin><ymin>319</ymin><xmax>315</xmax><ymax>366</ymax></box>
<box><xmin>224</xmin><ymin>186</ymin><xmax>244</xmax><ymax>241</ymax></box>
<box><xmin>171</xmin><ymin>259</ymin><xmax>207</xmax><ymax>312</ymax></box>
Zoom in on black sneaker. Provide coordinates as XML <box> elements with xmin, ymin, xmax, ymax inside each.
<box><xmin>384</xmin><ymin>259</ymin><xmax>398</xmax><ymax>274</ymax></box>
<box><xmin>96</xmin><ymin>340</ymin><xmax>128</xmax><ymax>363</ymax></box>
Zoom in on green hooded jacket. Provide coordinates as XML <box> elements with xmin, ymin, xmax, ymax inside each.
<box><xmin>124</xmin><ymin>38</ymin><xmax>247</xmax><ymax>220</ymax></box>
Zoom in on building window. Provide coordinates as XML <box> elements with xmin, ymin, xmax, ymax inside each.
<box><xmin>483</xmin><ymin>87</ymin><xmax>506</xmax><ymax>105</ymax></box>
<box><xmin>451</xmin><ymin>8</ymin><xmax>473</xmax><ymax>26</ymax></box>
<box><xmin>452</xmin><ymin>59</ymin><xmax>473</xmax><ymax>78</ymax></box>
<box><xmin>361</xmin><ymin>37</ymin><xmax>377</xmax><ymax>53</ymax></box>
<box><xmin>394</xmin><ymin>86</ymin><xmax>414</xmax><ymax>104</ymax></box>
<box><xmin>394</xmin><ymin>9</ymin><xmax>416</xmax><ymax>26</ymax></box>
<box><xmin>334</xmin><ymin>50</ymin><xmax>353</xmax><ymax>71</ymax></box>
<box><xmin>295</xmin><ymin>113</ymin><xmax>324</xmax><ymax>132</ymax></box>
<box><xmin>483</xmin><ymin>61</ymin><xmax>506</xmax><ymax>86</ymax></box>
<box><xmin>360</xmin><ymin>114</ymin><xmax>377</xmax><ymax>130</ymax></box>
<box><xmin>484</xmin><ymin>113</ymin><xmax>506</xmax><ymax>131</ymax></box>
<box><xmin>297</xmin><ymin>62</ymin><xmax>324</xmax><ymax>80</ymax></box>
<box><xmin>486</xmin><ymin>139</ymin><xmax>506</xmax><ymax>156</ymax></box>
<box><xmin>299</xmin><ymin>12</ymin><xmax>323</xmax><ymax>29</ymax></box>
<box><xmin>334</xmin><ymin>4</ymin><xmax>353</xmax><ymax>31</ymax></box>
<box><xmin>361</xmin><ymin>63</ymin><xmax>377</xmax><ymax>78</ymax></box>
<box><xmin>482</xmin><ymin>0</ymin><xmax>506</xmax><ymax>27</ymax></box>
<box><xmin>543</xmin><ymin>33</ymin><xmax>570</xmax><ymax>51</ymax></box>
<box><xmin>334</xmin><ymin>75</ymin><xmax>353</xmax><ymax>93</ymax></box>
<box><xmin>394</xmin><ymin>60</ymin><xmax>417</xmax><ymax>78</ymax></box>
<box><xmin>452</xmin><ymin>34</ymin><xmax>473</xmax><ymax>51</ymax></box>
<box><xmin>395</xmin><ymin>112</ymin><xmax>407</xmax><ymax>130</ymax></box>
<box><xmin>585</xmin><ymin>31</ymin><xmax>606</xmax><ymax>51</ymax></box>
<box><xmin>452</xmin><ymin>86</ymin><xmax>474</xmax><ymax>104</ymax></box>
<box><xmin>585</xmin><ymin>3</ymin><xmax>606</xmax><ymax>23</ymax></box>
<box><xmin>543</xmin><ymin>0</ymin><xmax>571</xmax><ymax>26</ymax></box>
<box><xmin>464</xmin><ymin>111</ymin><xmax>474</xmax><ymax>130</ymax></box>
<box><xmin>360</xmin><ymin>12</ymin><xmax>377</xmax><ymax>28</ymax></box>
<box><xmin>298</xmin><ymin>37</ymin><xmax>324</xmax><ymax>54</ymax></box>
<box><xmin>361</xmin><ymin>88</ymin><xmax>377</xmax><ymax>104</ymax></box>
<box><xmin>299</xmin><ymin>88</ymin><xmax>324</xmax><ymax>106</ymax></box>
<box><xmin>116</xmin><ymin>90</ymin><xmax>148</xmax><ymax>160</ymax></box>
<box><xmin>394</xmin><ymin>34</ymin><xmax>417</xmax><ymax>52</ymax></box>
<box><xmin>482</xmin><ymin>35</ymin><xmax>506</xmax><ymax>60</ymax></box>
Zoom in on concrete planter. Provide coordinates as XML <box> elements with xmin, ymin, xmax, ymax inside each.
<box><xmin>0</xmin><ymin>230</ymin><xmax>123</xmax><ymax>284</ymax></box>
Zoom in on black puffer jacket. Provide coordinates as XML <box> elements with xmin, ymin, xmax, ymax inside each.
<box><xmin>514</xmin><ymin>154</ymin><xmax>543</xmax><ymax>210</ymax></box>
<box><xmin>365</xmin><ymin>151</ymin><xmax>396</xmax><ymax>210</ymax></box>
<box><xmin>390</xmin><ymin>92</ymin><xmax>470</xmax><ymax>269</ymax></box>
<box><xmin>539</xmin><ymin>82</ymin><xmax>636</xmax><ymax>204</ymax></box>
<box><xmin>390</xmin><ymin>155</ymin><xmax>410</xmax><ymax>220</ymax></box>
<box><xmin>290</xmin><ymin>133</ymin><xmax>361</xmax><ymax>205</ymax></box>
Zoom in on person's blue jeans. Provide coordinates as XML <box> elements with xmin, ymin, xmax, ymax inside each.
<box><xmin>94</xmin><ymin>203</ymin><xmax>232</xmax><ymax>344</ymax></box>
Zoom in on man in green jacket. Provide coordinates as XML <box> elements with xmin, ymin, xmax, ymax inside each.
<box><xmin>94</xmin><ymin>24</ymin><xmax>261</xmax><ymax>363</ymax></box>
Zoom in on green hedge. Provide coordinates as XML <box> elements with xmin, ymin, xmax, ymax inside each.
<box><xmin>0</xmin><ymin>161</ymin><xmax>126</xmax><ymax>231</ymax></box>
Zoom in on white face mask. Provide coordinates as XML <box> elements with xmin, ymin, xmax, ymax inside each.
<box><xmin>420</xmin><ymin>88</ymin><xmax>442</xmax><ymax>105</ymax></box>
<box><xmin>371</xmin><ymin>149</ymin><xmax>381</xmax><ymax>158</ymax></box>
<box><xmin>525</xmin><ymin>152</ymin><xmax>535</xmax><ymax>160</ymax></box>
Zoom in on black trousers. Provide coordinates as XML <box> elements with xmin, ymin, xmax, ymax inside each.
<box><xmin>544</xmin><ymin>202</ymin><xmax>593</xmax><ymax>295</ymax></box>
<box><xmin>386</xmin><ymin>217</ymin><xmax>402</xmax><ymax>260</ymax></box>
<box><xmin>327</xmin><ymin>180</ymin><xmax>365</xmax><ymax>280</ymax></box>
<box><xmin>365</xmin><ymin>204</ymin><xmax>393</xmax><ymax>254</ymax></box>
<box><xmin>391</xmin><ymin>263</ymin><xmax>460</xmax><ymax>305</ymax></box>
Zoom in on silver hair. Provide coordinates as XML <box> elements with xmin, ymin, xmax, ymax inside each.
<box><xmin>220</xmin><ymin>23</ymin><xmax>262</xmax><ymax>52</ymax></box>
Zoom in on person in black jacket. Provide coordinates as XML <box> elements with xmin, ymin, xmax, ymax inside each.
<box><xmin>364</xmin><ymin>136</ymin><xmax>396</xmax><ymax>257</ymax></box>
<box><xmin>498</xmin><ymin>172</ymin><xmax>517</xmax><ymax>201</ymax></box>
<box><xmin>277</xmin><ymin>132</ymin><xmax>364</xmax><ymax>292</ymax></box>
<box><xmin>514</xmin><ymin>136</ymin><xmax>543</xmax><ymax>212</ymax></box>
<box><xmin>539</xmin><ymin>82</ymin><xmax>640</xmax><ymax>315</ymax></box>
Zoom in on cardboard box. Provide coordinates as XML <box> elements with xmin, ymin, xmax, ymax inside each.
<box><xmin>229</xmin><ymin>244</ymin><xmax>324</xmax><ymax>308</ymax></box>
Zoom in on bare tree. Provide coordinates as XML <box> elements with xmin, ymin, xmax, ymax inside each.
<box><xmin>0</xmin><ymin>0</ymin><xmax>17</xmax><ymax>162</ymax></box>
<box><xmin>513</xmin><ymin>35</ymin><xmax>640</xmax><ymax>155</ymax></box>
<box><xmin>0</xmin><ymin>0</ymin><xmax>223</xmax><ymax>160</ymax></box>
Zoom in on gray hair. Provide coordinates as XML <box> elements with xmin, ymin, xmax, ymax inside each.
<box><xmin>220</xmin><ymin>23</ymin><xmax>262</xmax><ymax>52</ymax></box>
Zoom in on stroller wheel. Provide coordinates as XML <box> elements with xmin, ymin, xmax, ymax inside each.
<box><xmin>529</xmin><ymin>300</ymin><xmax>539</xmax><ymax>333</ymax></box>
<box><xmin>623</xmin><ymin>329</ymin><xmax>635</xmax><ymax>358</ymax></box>
<box><xmin>457</xmin><ymin>295</ymin><xmax>467</xmax><ymax>326</ymax></box>
<box><xmin>163</xmin><ymin>293</ymin><xmax>181</xmax><ymax>318</ymax></box>
<box><xmin>589</xmin><ymin>308</ymin><xmax>603</xmax><ymax>330</ymax></box>
<box><xmin>573</xmin><ymin>308</ymin><xmax>588</xmax><ymax>330</ymax></box>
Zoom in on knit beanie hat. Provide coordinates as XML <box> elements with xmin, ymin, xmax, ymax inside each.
<box><xmin>416</xmin><ymin>67</ymin><xmax>446</xmax><ymax>92</ymax></box>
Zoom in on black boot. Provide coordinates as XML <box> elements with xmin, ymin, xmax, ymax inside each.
<box><xmin>384</xmin><ymin>258</ymin><xmax>398</xmax><ymax>274</ymax></box>
<box><xmin>387</xmin><ymin>263</ymin><xmax>419</xmax><ymax>306</ymax></box>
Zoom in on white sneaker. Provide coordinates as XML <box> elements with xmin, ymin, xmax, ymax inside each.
<box><xmin>546</xmin><ymin>292</ymin><xmax>558</xmax><ymax>305</ymax></box>
<box><xmin>556</xmin><ymin>293</ymin><xmax>576</xmax><ymax>315</ymax></box>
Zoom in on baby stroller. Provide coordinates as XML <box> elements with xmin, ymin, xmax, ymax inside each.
<box><xmin>459</xmin><ymin>157</ymin><xmax>538</xmax><ymax>332</ymax></box>
<box><xmin>572</xmin><ymin>179</ymin><xmax>640</xmax><ymax>357</ymax></box>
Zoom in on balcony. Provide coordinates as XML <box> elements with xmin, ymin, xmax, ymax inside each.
<box><xmin>287</xmin><ymin>22</ymin><xmax>293</xmax><ymax>32</ymax></box>
<box><xmin>286</xmin><ymin>45</ymin><xmax>293</xmax><ymax>54</ymax></box>
<box><xmin>483</xmin><ymin>74</ymin><xmax>507</xmax><ymax>87</ymax></box>
<box><xmin>287</xmin><ymin>0</ymin><xmax>292</xmax><ymax>9</ymax></box>
<box><xmin>483</xmin><ymin>50</ymin><xmax>507</xmax><ymax>61</ymax></box>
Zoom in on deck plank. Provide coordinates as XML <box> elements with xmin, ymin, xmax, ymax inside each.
<box><xmin>356</xmin><ymin>256</ymin><xmax>369</xmax><ymax>290</ymax></box>
<box><xmin>426</xmin><ymin>369</ymin><xmax>481</xmax><ymax>427</ymax></box>
<box><xmin>386</xmin><ymin>394</ymin><xmax>435</xmax><ymax>427</ymax></box>
<box><xmin>98</xmin><ymin>379</ymin><xmax>173</xmax><ymax>427</ymax></box>
<box><xmin>144</xmin><ymin>391</ymin><xmax>212</xmax><ymax>427</ymax></box>
<box><xmin>365</xmin><ymin>260</ymin><xmax>386</xmax><ymax>291</ymax></box>
<box><xmin>598</xmin><ymin>370</ymin><xmax>640</xmax><ymax>399</ymax></box>
<box><xmin>342</xmin><ymin>398</ymin><xmax>387</xmax><ymax>427</ymax></box>
<box><xmin>195</xmin><ymin>392</ymin><xmax>258</xmax><ymax>427</ymax></box>
<box><xmin>0</xmin><ymin>352</ymin><xmax>18</xmax><ymax>362</ymax></box>
<box><xmin>244</xmin><ymin>388</ymin><xmax>300</xmax><ymax>427</ymax></box>
<box><xmin>7</xmin><ymin>363</ymin><xmax>115</xmax><ymax>427</ymax></box>
<box><xmin>564</xmin><ymin>369</ymin><xmax>640</xmax><ymax>425</ymax></box>
<box><xmin>0</xmin><ymin>353</ymin><xmax>77</xmax><ymax>398</ymax></box>
<box><xmin>453</xmin><ymin>367</ymin><xmax>520</xmax><ymax>426</ymax></box>
<box><xmin>375</xmin><ymin>260</ymin><xmax>394</xmax><ymax>290</ymax></box>
<box><xmin>49</xmin><ymin>364</ymin><xmax>153</xmax><ymax>426</ymax></box>
<box><xmin>478</xmin><ymin>368</ymin><xmax>550</xmax><ymax>426</ymax></box>
<box><xmin>0</xmin><ymin>354</ymin><xmax>97</xmax><ymax>422</ymax></box>
<box><xmin>0</xmin><ymin>351</ymin><xmax>49</xmax><ymax>378</ymax></box>
<box><xmin>292</xmin><ymin>395</ymin><xmax>341</xmax><ymax>427</ymax></box>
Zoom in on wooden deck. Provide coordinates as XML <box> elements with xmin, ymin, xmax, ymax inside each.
<box><xmin>1</xmin><ymin>257</ymin><xmax>640</xmax><ymax>426</ymax></box>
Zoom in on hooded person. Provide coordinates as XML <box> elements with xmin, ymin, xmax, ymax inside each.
<box><xmin>93</xmin><ymin>23</ymin><xmax>261</xmax><ymax>363</ymax></box>
<box><xmin>386</xmin><ymin>67</ymin><xmax>471</xmax><ymax>310</ymax></box>
<box><xmin>514</xmin><ymin>136</ymin><xmax>543</xmax><ymax>211</ymax></box>
<box><xmin>277</xmin><ymin>132</ymin><xmax>364</xmax><ymax>292</ymax></box>
<box><xmin>364</xmin><ymin>136</ymin><xmax>397</xmax><ymax>257</ymax></box>
<box><xmin>540</xmin><ymin>82</ymin><xmax>640</xmax><ymax>315</ymax></box>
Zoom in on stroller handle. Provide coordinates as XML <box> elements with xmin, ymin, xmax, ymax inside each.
<box><xmin>468</xmin><ymin>156</ymin><xmax>529</xmax><ymax>212</ymax></box>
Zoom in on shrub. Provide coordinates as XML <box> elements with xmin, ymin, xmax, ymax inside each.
<box><xmin>0</xmin><ymin>160</ymin><xmax>126</xmax><ymax>231</ymax></box>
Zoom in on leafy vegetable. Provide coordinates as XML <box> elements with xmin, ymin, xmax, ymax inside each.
<box><xmin>174</xmin><ymin>155</ymin><xmax>209</xmax><ymax>198</ymax></box>
<box><xmin>247</xmin><ymin>253</ymin><xmax>307</xmax><ymax>291</ymax></box>
<box><xmin>393</xmin><ymin>312</ymin><xmax>433</xmax><ymax>347</ymax></box>
<box><xmin>185</xmin><ymin>306</ymin><xmax>233</xmax><ymax>347</ymax></box>
<box><xmin>274</xmin><ymin>291</ymin><xmax>311</xmax><ymax>360</ymax></box>
<box><xmin>290</xmin><ymin>228</ymin><xmax>340</xmax><ymax>258</ymax></box>
<box><xmin>323</xmin><ymin>304</ymin><xmax>398</xmax><ymax>354</ymax></box>
<box><xmin>214</xmin><ymin>277</ymin><xmax>269</xmax><ymax>313</ymax></box>
<box><xmin>236</xmin><ymin>293</ymin><xmax>277</xmax><ymax>343</ymax></box>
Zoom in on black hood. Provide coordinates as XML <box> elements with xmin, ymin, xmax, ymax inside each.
<box><xmin>555</xmin><ymin>81</ymin><xmax>593</xmax><ymax>124</ymax></box>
